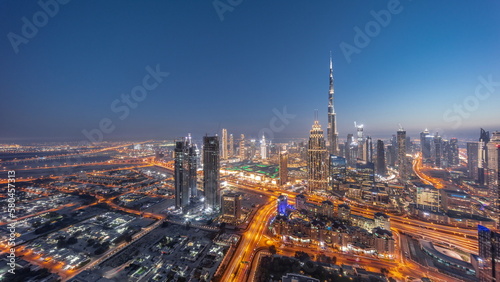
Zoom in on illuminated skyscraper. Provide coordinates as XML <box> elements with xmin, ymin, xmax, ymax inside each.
<box><xmin>448</xmin><ymin>138</ymin><xmax>459</xmax><ymax>167</ymax></box>
<box><xmin>175</xmin><ymin>140</ymin><xmax>189</xmax><ymax>211</ymax></box>
<box><xmin>479</xmin><ymin>128</ymin><xmax>490</xmax><ymax>185</ymax></box>
<box><xmin>307</xmin><ymin>119</ymin><xmax>328</xmax><ymax>192</ymax></box>
<box><xmin>222</xmin><ymin>192</ymin><xmax>242</xmax><ymax>220</ymax></box>
<box><xmin>364</xmin><ymin>136</ymin><xmax>373</xmax><ymax>163</ymax></box>
<box><xmin>187</xmin><ymin>134</ymin><xmax>198</xmax><ymax>198</ymax></box>
<box><xmin>329</xmin><ymin>155</ymin><xmax>346</xmax><ymax>190</ymax></box>
<box><xmin>420</xmin><ymin>129</ymin><xmax>432</xmax><ymax>161</ymax></box>
<box><xmin>376</xmin><ymin>140</ymin><xmax>386</xmax><ymax>176</ymax></box>
<box><xmin>432</xmin><ymin>133</ymin><xmax>443</xmax><ymax>168</ymax></box>
<box><xmin>277</xmin><ymin>195</ymin><xmax>288</xmax><ymax>216</ymax></box>
<box><xmin>487</xmin><ymin>132</ymin><xmax>500</xmax><ymax>190</ymax></box>
<box><xmin>239</xmin><ymin>134</ymin><xmax>246</xmax><ymax>161</ymax></box>
<box><xmin>477</xmin><ymin>225</ymin><xmax>500</xmax><ymax>281</ymax></box>
<box><xmin>279</xmin><ymin>150</ymin><xmax>288</xmax><ymax>186</ymax></box>
<box><xmin>203</xmin><ymin>135</ymin><xmax>220</xmax><ymax>211</ymax></box>
<box><xmin>260</xmin><ymin>135</ymin><xmax>267</xmax><ymax>160</ymax></box>
<box><xmin>467</xmin><ymin>142</ymin><xmax>479</xmax><ymax>180</ymax></box>
<box><xmin>174</xmin><ymin>134</ymin><xmax>198</xmax><ymax>211</ymax></box>
<box><xmin>355</xmin><ymin>122</ymin><xmax>364</xmax><ymax>161</ymax></box>
<box><xmin>229</xmin><ymin>133</ymin><xmax>234</xmax><ymax>158</ymax></box>
<box><xmin>327</xmin><ymin>54</ymin><xmax>339</xmax><ymax>155</ymax></box>
<box><xmin>397</xmin><ymin>127</ymin><xmax>407</xmax><ymax>180</ymax></box>
<box><xmin>221</xmin><ymin>128</ymin><xmax>228</xmax><ymax>160</ymax></box>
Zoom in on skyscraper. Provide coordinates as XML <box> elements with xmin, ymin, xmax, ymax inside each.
<box><xmin>203</xmin><ymin>135</ymin><xmax>220</xmax><ymax>211</ymax></box>
<box><xmin>277</xmin><ymin>195</ymin><xmax>288</xmax><ymax>216</ymax></box>
<box><xmin>187</xmin><ymin>134</ymin><xmax>198</xmax><ymax>198</ymax></box>
<box><xmin>222</xmin><ymin>193</ymin><xmax>242</xmax><ymax>220</ymax></box>
<box><xmin>175</xmin><ymin>140</ymin><xmax>189</xmax><ymax>211</ymax></box>
<box><xmin>307</xmin><ymin>119</ymin><xmax>328</xmax><ymax>192</ymax></box>
<box><xmin>329</xmin><ymin>155</ymin><xmax>346</xmax><ymax>190</ymax></box>
<box><xmin>279</xmin><ymin>150</ymin><xmax>288</xmax><ymax>186</ymax></box>
<box><xmin>376</xmin><ymin>140</ymin><xmax>386</xmax><ymax>176</ymax></box>
<box><xmin>355</xmin><ymin>122</ymin><xmax>364</xmax><ymax>161</ymax></box>
<box><xmin>448</xmin><ymin>138</ymin><xmax>459</xmax><ymax>167</ymax></box>
<box><xmin>221</xmin><ymin>128</ymin><xmax>228</xmax><ymax>160</ymax></box>
<box><xmin>364</xmin><ymin>136</ymin><xmax>373</xmax><ymax>163</ymax></box>
<box><xmin>467</xmin><ymin>142</ymin><xmax>479</xmax><ymax>180</ymax></box>
<box><xmin>433</xmin><ymin>133</ymin><xmax>443</xmax><ymax>168</ymax></box>
<box><xmin>239</xmin><ymin>134</ymin><xmax>246</xmax><ymax>161</ymax></box>
<box><xmin>477</xmin><ymin>225</ymin><xmax>500</xmax><ymax>281</ymax></box>
<box><xmin>327</xmin><ymin>54</ymin><xmax>338</xmax><ymax>155</ymax></box>
<box><xmin>174</xmin><ymin>134</ymin><xmax>198</xmax><ymax>211</ymax></box>
<box><xmin>397</xmin><ymin>127</ymin><xmax>407</xmax><ymax>180</ymax></box>
<box><xmin>479</xmin><ymin>128</ymin><xmax>490</xmax><ymax>186</ymax></box>
<box><xmin>420</xmin><ymin>129</ymin><xmax>432</xmax><ymax>161</ymax></box>
<box><xmin>260</xmin><ymin>135</ymin><xmax>267</xmax><ymax>160</ymax></box>
<box><xmin>229</xmin><ymin>133</ymin><xmax>234</xmax><ymax>158</ymax></box>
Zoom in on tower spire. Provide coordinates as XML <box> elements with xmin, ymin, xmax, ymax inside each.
<box><xmin>327</xmin><ymin>52</ymin><xmax>338</xmax><ymax>155</ymax></box>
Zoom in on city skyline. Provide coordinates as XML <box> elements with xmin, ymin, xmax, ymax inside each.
<box><xmin>1</xmin><ymin>1</ymin><xmax>500</xmax><ymax>142</ymax></box>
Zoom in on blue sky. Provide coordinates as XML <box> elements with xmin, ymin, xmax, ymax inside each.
<box><xmin>1</xmin><ymin>0</ymin><xmax>499</xmax><ymax>142</ymax></box>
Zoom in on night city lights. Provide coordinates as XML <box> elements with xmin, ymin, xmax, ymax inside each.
<box><xmin>1</xmin><ymin>1</ymin><xmax>500</xmax><ymax>282</ymax></box>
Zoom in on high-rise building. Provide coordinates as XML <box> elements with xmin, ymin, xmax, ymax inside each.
<box><xmin>479</xmin><ymin>128</ymin><xmax>490</xmax><ymax>186</ymax></box>
<box><xmin>239</xmin><ymin>134</ymin><xmax>246</xmax><ymax>161</ymax></box>
<box><xmin>386</xmin><ymin>144</ymin><xmax>396</xmax><ymax>167</ymax></box>
<box><xmin>221</xmin><ymin>128</ymin><xmax>228</xmax><ymax>160</ymax></box>
<box><xmin>277</xmin><ymin>195</ymin><xmax>288</xmax><ymax>216</ymax></box>
<box><xmin>260</xmin><ymin>135</ymin><xmax>267</xmax><ymax>160</ymax></box>
<box><xmin>187</xmin><ymin>135</ymin><xmax>198</xmax><ymax>198</ymax></box>
<box><xmin>433</xmin><ymin>133</ymin><xmax>443</xmax><ymax>168</ymax></box>
<box><xmin>222</xmin><ymin>192</ymin><xmax>242</xmax><ymax>220</ymax></box>
<box><xmin>307</xmin><ymin>119</ymin><xmax>328</xmax><ymax>192</ymax></box>
<box><xmin>477</xmin><ymin>225</ymin><xmax>500</xmax><ymax>281</ymax></box>
<box><xmin>175</xmin><ymin>140</ymin><xmax>189</xmax><ymax>211</ymax></box>
<box><xmin>467</xmin><ymin>142</ymin><xmax>480</xmax><ymax>180</ymax></box>
<box><xmin>416</xmin><ymin>185</ymin><xmax>441</xmax><ymax>212</ymax></box>
<box><xmin>448</xmin><ymin>138</ymin><xmax>459</xmax><ymax>167</ymax></box>
<box><xmin>374</xmin><ymin>212</ymin><xmax>390</xmax><ymax>230</ymax></box>
<box><xmin>355</xmin><ymin>122</ymin><xmax>364</xmax><ymax>161</ymax></box>
<box><xmin>487</xmin><ymin>132</ymin><xmax>500</xmax><ymax>191</ymax></box>
<box><xmin>397</xmin><ymin>127</ymin><xmax>407</xmax><ymax>180</ymax></box>
<box><xmin>327</xmin><ymin>54</ymin><xmax>339</xmax><ymax>155</ymax></box>
<box><xmin>329</xmin><ymin>155</ymin><xmax>346</xmax><ymax>190</ymax></box>
<box><xmin>203</xmin><ymin>135</ymin><xmax>220</xmax><ymax>211</ymax></box>
<box><xmin>420</xmin><ymin>129</ymin><xmax>432</xmax><ymax>161</ymax></box>
<box><xmin>174</xmin><ymin>134</ymin><xmax>198</xmax><ymax>212</ymax></box>
<box><xmin>279</xmin><ymin>151</ymin><xmax>288</xmax><ymax>186</ymax></box>
<box><xmin>376</xmin><ymin>140</ymin><xmax>386</xmax><ymax>176</ymax></box>
<box><xmin>229</xmin><ymin>133</ymin><xmax>234</xmax><ymax>158</ymax></box>
<box><xmin>364</xmin><ymin>136</ymin><xmax>373</xmax><ymax>163</ymax></box>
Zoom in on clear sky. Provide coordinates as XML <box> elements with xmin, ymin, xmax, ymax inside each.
<box><xmin>1</xmin><ymin>0</ymin><xmax>499</xmax><ymax>142</ymax></box>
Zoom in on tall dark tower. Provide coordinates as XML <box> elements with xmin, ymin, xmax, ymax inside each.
<box><xmin>203</xmin><ymin>135</ymin><xmax>220</xmax><ymax>212</ymax></box>
<box><xmin>175</xmin><ymin>134</ymin><xmax>198</xmax><ymax>212</ymax></box>
<box><xmin>174</xmin><ymin>140</ymin><xmax>189</xmax><ymax>211</ymax></box>
<box><xmin>376</xmin><ymin>140</ymin><xmax>386</xmax><ymax>176</ymax></box>
<box><xmin>327</xmin><ymin>54</ymin><xmax>339</xmax><ymax>155</ymax></box>
<box><xmin>397</xmin><ymin>127</ymin><xmax>407</xmax><ymax>180</ymax></box>
<box><xmin>307</xmin><ymin>118</ymin><xmax>328</xmax><ymax>192</ymax></box>
<box><xmin>478</xmin><ymin>128</ymin><xmax>490</xmax><ymax>186</ymax></box>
